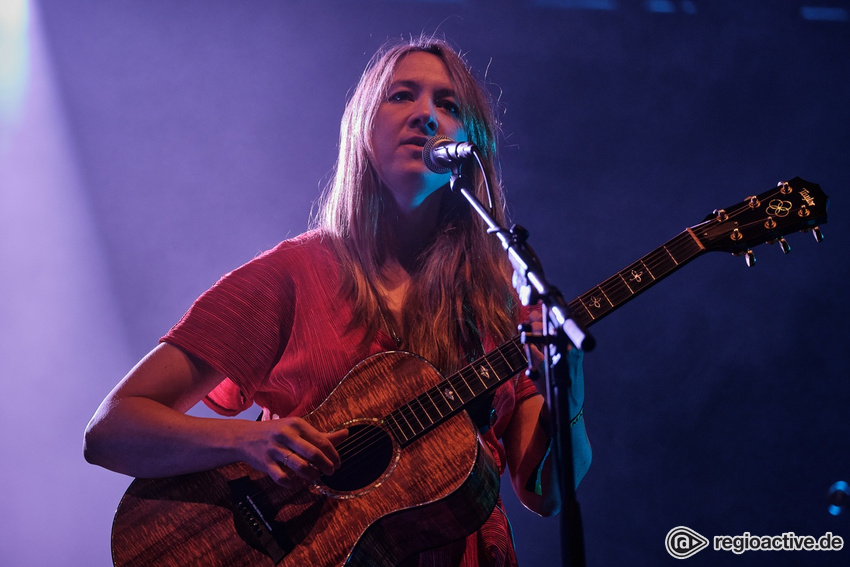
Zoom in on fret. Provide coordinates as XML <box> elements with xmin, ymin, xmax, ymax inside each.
<box><xmin>493</xmin><ymin>346</ymin><xmax>513</xmax><ymax>374</ymax></box>
<box><xmin>384</xmin><ymin>341</ymin><xmax>530</xmax><ymax>447</ymax></box>
<box><xmin>437</xmin><ymin>380</ymin><xmax>464</xmax><ymax>411</ymax></box>
<box><xmin>617</xmin><ymin>259</ymin><xmax>656</xmax><ymax>295</ymax></box>
<box><xmin>470</xmin><ymin>362</ymin><xmax>491</xmax><ymax>390</ymax></box>
<box><xmin>669</xmin><ymin>231</ymin><xmax>704</xmax><ymax>264</ymax></box>
<box><xmin>489</xmin><ymin>349</ymin><xmax>514</xmax><ymax>378</ymax></box>
<box><xmin>428</xmin><ymin>384</ymin><xmax>455</xmax><ymax>416</ymax></box>
<box><xmin>567</xmin><ymin>297</ymin><xmax>594</xmax><ymax>329</ymax></box>
<box><xmin>640</xmin><ymin>257</ymin><xmax>656</xmax><ymax>279</ymax></box>
<box><xmin>414</xmin><ymin>391</ymin><xmax>441</xmax><ymax>424</ymax></box>
<box><xmin>422</xmin><ymin>387</ymin><xmax>448</xmax><ymax>419</ymax></box>
<box><xmin>661</xmin><ymin>244</ymin><xmax>679</xmax><ymax>266</ymax></box>
<box><xmin>384</xmin><ymin>414</ymin><xmax>410</xmax><ymax>445</ymax></box>
<box><xmin>408</xmin><ymin>398</ymin><xmax>429</xmax><ymax>430</ymax></box>
<box><xmin>503</xmin><ymin>339</ymin><xmax>528</xmax><ymax>373</ymax></box>
<box><xmin>570</xmin><ymin>229</ymin><xmax>710</xmax><ymax>327</ymax></box>
<box><xmin>450</xmin><ymin>371</ymin><xmax>476</xmax><ymax>402</ymax></box>
<box><xmin>599</xmin><ymin>275</ymin><xmax>632</xmax><ymax>309</ymax></box>
<box><xmin>647</xmin><ymin>246</ymin><xmax>680</xmax><ymax>276</ymax></box>
<box><xmin>486</xmin><ymin>351</ymin><xmax>512</xmax><ymax>383</ymax></box>
<box><xmin>395</xmin><ymin>407</ymin><xmax>419</xmax><ymax>441</ymax></box>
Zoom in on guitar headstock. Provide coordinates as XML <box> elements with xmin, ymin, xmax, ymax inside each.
<box><xmin>692</xmin><ymin>177</ymin><xmax>828</xmax><ymax>264</ymax></box>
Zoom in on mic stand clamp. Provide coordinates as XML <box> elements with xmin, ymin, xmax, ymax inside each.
<box><xmin>448</xmin><ymin>171</ymin><xmax>593</xmax><ymax>567</ymax></box>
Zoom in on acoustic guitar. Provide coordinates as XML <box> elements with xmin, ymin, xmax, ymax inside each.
<box><xmin>111</xmin><ymin>178</ymin><xmax>827</xmax><ymax>566</ymax></box>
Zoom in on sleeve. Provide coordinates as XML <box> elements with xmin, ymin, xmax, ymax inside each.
<box><xmin>161</xmin><ymin>248</ymin><xmax>296</xmax><ymax>414</ymax></box>
<box><xmin>514</xmin><ymin>372</ymin><xmax>539</xmax><ymax>404</ymax></box>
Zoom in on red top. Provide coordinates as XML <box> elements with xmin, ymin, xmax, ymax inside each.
<box><xmin>162</xmin><ymin>229</ymin><xmax>537</xmax><ymax>566</ymax></box>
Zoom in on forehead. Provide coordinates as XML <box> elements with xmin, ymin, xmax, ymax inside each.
<box><xmin>390</xmin><ymin>51</ymin><xmax>454</xmax><ymax>90</ymax></box>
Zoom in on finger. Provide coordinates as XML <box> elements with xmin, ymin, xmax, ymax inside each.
<box><xmin>283</xmin><ymin>435</ymin><xmax>339</xmax><ymax>476</ymax></box>
<box><xmin>329</xmin><ymin>428</ymin><xmax>349</xmax><ymax>445</ymax></box>
<box><xmin>278</xmin><ymin>448</ymin><xmax>322</xmax><ymax>481</ymax></box>
<box><xmin>269</xmin><ymin>418</ymin><xmax>347</xmax><ymax>473</ymax></box>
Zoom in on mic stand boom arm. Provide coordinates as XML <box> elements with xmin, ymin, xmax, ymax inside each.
<box><xmin>448</xmin><ymin>170</ymin><xmax>594</xmax><ymax>567</ymax></box>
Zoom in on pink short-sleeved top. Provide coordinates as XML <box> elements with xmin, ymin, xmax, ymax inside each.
<box><xmin>161</xmin><ymin>230</ymin><xmax>538</xmax><ymax>566</ymax></box>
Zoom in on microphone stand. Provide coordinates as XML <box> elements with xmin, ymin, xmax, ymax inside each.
<box><xmin>448</xmin><ymin>169</ymin><xmax>594</xmax><ymax>567</ymax></box>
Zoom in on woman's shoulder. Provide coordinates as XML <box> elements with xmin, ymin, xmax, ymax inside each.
<box><xmin>250</xmin><ymin>229</ymin><xmax>338</xmax><ymax>269</ymax></box>
<box><xmin>196</xmin><ymin>229</ymin><xmax>341</xmax><ymax>316</ymax></box>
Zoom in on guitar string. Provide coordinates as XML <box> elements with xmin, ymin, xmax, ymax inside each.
<box><xmin>593</xmin><ymin>192</ymin><xmax>786</xmax><ymax>310</ymax></box>
<box><xmin>579</xmin><ymin>233</ymin><xmax>695</xmax><ymax>314</ymax></box>
<box><xmin>316</xmin><ymin>342</ymin><xmax>527</xmax><ymax>471</ymax></box>
<box><xmin>377</xmin><ymin>341</ymin><xmax>517</xmax><ymax>434</ymax></box>
<box><xmin>335</xmin><ymin>343</ymin><xmax>524</xmax><ymax>464</ymax></box>
<box><xmin>579</xmin><ymin>189</ymin><xmax>791</xmax><ymax>318</ymax></box>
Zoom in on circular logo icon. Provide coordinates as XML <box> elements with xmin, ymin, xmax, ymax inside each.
<box><xmin>665</xmin><ymin>526</ymin><xmax>709</xmax><ymax>559</ymax></box>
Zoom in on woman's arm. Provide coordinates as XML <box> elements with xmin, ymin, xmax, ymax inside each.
<box><xmin>502</xmin><ymin>349</ymin><xmax>591</xmax><ymax>516</ymax></box>
<box><xmin>83</xmin><ymin>342</ymin><xmax>346</xmax><ymax>485</ymax></box>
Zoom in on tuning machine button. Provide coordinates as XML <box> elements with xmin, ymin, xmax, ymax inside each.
<box><xmin>812</xmin><ymin>226</ymin><xmax>824</xmax><ymax>242</ymax></box>
<box><xmin>778</xmin><ymin>237</ymin><xmax>791</xmax><ymax>254</ymax></box>
<box><xmin>733</xmin><ymin>249</ymin><xmax>757</xmax><ymax>267</ymax></box>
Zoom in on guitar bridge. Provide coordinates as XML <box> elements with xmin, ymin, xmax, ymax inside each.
<box><xmin>228</xmin><ymin>476</ymin><xmax>293</xmax><ymax>564</ymax></box>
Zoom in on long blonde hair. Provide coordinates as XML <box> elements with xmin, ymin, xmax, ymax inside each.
<box><xmin>313</xmin><ymin>37</ymin><xmax>518</xmax><ymax>372</ymax></box>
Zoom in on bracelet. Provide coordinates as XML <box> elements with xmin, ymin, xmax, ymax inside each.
<box><xmin>569</xmin><ymin>405</ymin><xmax>584</xmax><ymax>429</ymax></box>
<box><xmin>526</xmin><ymin>406</ymin><xmax>585</xmax><ymax>496</ymax></box>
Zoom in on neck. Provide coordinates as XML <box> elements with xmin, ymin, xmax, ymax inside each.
<box><xmin>383</xmin><ymin>185</ymin><xmax>447</xmax><ymax>270</ymax></box>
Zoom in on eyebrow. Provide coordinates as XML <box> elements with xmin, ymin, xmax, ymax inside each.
<box><xmin>389</xmin><ymin>80</ymin><xmax>456</xmax><ymax>99</ymax></box>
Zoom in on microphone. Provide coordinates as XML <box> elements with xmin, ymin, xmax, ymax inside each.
<box><xmin>423</xmin><ymin>135</ymin><xmax>477</xmax><ymax>174</ymax></box>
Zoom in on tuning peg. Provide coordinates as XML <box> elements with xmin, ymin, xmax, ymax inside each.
<box><xmin>733</xmin><ymin>249</ymin><xmax>757</xmax><ymax>266</ymax></box>
<box><xmin>812</xmin><ymin>226</ymin><xmax>824</xmax><ymax>243</ymax></box>
<box><xmin>778</xmin><ymin>237</ymin><xmax>791</xmax><ymax>254</ymax></box>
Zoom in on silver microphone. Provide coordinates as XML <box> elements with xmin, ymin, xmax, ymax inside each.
<box><xmin>423</xmin><ymin>135</ymin><xmax>477</xmax><ymax>174</ymax></box>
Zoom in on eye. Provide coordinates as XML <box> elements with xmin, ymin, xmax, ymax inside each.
<box><xmin>437</xmin><ymin>99</ymin><xmax>460</xmax><ymax>116</ymax></box>
<box><xmin>388</xmin><ymin>90</ymin><xmax>413</xmax><ymax>102</ymax></box>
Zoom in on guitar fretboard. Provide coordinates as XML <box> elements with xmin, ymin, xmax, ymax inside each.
<box><xmin>382</xmin><ymin>227</ymin><xmax>712</xmax><ymax>447</ymax></box>
<box><xmin>384</xmin><ymin>339</ymin><xmax>528</xmax><ymax>446</ymax></box>
<box><xmin>568</xmin><ymin>228</ymin><xmax>707</xmax><ymax>328</ymax></box>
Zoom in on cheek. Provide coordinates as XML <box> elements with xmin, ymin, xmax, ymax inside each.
<box><xmin>443</xmin><ymin>120</ymin><xmax>467</xmax><ymax>143</ymax></box>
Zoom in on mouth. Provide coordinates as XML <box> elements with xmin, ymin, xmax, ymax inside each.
<box><xmin>400</xmin><ymin>136</ymin><xmax>428</xmax><ymax>148</ymax></box>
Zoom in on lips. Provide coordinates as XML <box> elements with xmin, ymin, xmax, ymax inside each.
<box><xmin>400</xmin><ymin>136</ymin><xmax>428</xmax><ymax>148</ymax></box>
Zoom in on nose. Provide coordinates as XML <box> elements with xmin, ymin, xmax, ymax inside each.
<box><xmin>410</xmin><ymin>100</ymin><xmax>438</xmax><ymax>135</ymax></box>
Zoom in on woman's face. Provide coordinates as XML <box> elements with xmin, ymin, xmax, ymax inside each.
<box><xmin>371</xmin><ymin>51</ymin><xmax>468</xmax><ymax>212</ymax></box>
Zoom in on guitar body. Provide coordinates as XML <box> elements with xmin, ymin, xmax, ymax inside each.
<box><xmin>111</xmin><ymin>351</ymin><xmax>500</xmax><ymax>567</ymax></box>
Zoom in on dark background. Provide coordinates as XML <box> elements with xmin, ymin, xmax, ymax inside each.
<box><xmin>2</xmin><ymin>0</ymin><xmax>847</xmax><ymax>565</ymax></box>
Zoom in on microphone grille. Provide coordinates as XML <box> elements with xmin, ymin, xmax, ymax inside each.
<box><xmin>422</xmin><ymin>135</ymin><xmax>452</xmax><ymax>174</ymax></box>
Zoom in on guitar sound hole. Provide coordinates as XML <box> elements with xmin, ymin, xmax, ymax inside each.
<box><xmin>321</xmin><ymin>423</ymin><xmax>394</xmax><ymax>493</ymax></box>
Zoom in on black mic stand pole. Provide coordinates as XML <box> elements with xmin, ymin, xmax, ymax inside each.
<box><xmin>448</xmin><ymin>171</ymin><xmax>594</xmax><ymax>567</ymax></box>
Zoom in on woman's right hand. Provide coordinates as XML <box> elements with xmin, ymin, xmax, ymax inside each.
<box><xmin>84</xmin><ymin>343</ymin><xmax>348</xmax><ymax>485</ymax></box>
<box><xmin>241</xmin><ymin>416</ymin><xmax>349</xmax><ymax>487</ymax></box>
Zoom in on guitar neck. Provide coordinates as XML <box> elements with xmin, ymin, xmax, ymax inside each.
<box><xmin>383</xmin><ymin>227</ymin><xmax>710</xmax><ymax>447</ymax></box>
<box><xmin>568</xmin><ymin>226</ymin><xmax>707</xmax><ymax>328</ymax></box>
<box><xmin>384</xmin><ymin>339</ymin><xmax>528</xmax><ymax>446</ymax></box>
